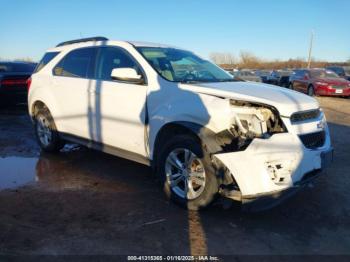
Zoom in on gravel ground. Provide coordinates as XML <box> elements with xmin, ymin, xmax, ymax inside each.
<box><xmin>0</xmin><ymin>97</ymin><xmax>349</xmax><ymax>256</ymax></box>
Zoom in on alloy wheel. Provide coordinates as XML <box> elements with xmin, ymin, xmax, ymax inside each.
<box><xmin>36</xmin><ymin>114</ymin><xmax>52</xmax><ymax>146</ymax></box>
<box><xmin>165</xmin><ymin>148</ymin><xmax>206</xmax><ymax>200</ymax></box>
<box><xmin>308</xmin><ymin>86</ymin><xmax>314</xmax><ymax>96</ymax></box>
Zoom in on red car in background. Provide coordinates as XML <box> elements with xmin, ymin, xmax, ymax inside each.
<box><xmin>290</xmin><ymin>69</ymin><xmax>350</xmax><ymax>97</ymax></box>
<box><xmin>0</xmin><ymin>61</ymin><xmax>36</xmax><ymax>106</ymax></box>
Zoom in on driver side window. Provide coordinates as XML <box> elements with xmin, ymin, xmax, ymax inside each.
<box><xmin>95</xmin><ymin>47</ymin><xmax>141</xmax><ymax>81</ymax></box>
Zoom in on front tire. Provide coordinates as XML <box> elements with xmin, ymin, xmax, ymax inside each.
<box><xmin>289</xmin><ymin>82</ymin><xmax>294</xmax><ymax>90</ymax></box>
<box><xmin>34</xmin><ymin>107</ymin><xmax>64</xmax><ymax>152</ymax></box>
<box><xmin>308</xmin><ymin>85</ymin><xmax>315</xmax><ymax>96</ymax></box>
<box><xmin>157</xmin><ymin>134</ymin><xmax>219</xmax><ymax>210</ymax></box>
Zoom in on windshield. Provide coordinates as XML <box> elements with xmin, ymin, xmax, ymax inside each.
<box><xmin>310</xmin><ymin>70</ymin><xmax>339</xmax><ymax>78</ymax></box>
<box><xmin>329</xmin><ymin>67</ymin><xmax>344</xmax><ymax>75</ymax></box>
<box><xmin>136</xmin><ymin>47</ymin><xmax>234</xmax><ymax>83</ymax></box>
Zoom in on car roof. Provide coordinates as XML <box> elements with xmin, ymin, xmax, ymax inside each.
<box><xmin>127</xmin><ymin>41</ymin><xmax>177</xmax><ymax>48</ymax></box>
<box><xmin>48</xmin><ymin>38</ymin><xmax>179</xmax><ymax>52</ymax></box>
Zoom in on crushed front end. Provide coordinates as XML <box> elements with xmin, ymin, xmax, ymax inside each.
<box><xmin>212</xmin><ymin>101</ymin><xmax>333</xmax><ymax>211</ymax></box>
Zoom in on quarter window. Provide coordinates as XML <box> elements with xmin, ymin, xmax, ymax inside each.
<box><xmin>53</xmin><ymin>48</ymin><xmax>96</xmax><ymax>78</ymax></box>
<box><xmin>35</xmin><ymin>52</ymin><xmax>59</xmax><ymax>73</ymax></box>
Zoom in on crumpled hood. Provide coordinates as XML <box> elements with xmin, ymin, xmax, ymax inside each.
<box><xmin>180</xmin><ymin>81</ymin><xmax>319</xmax><ymax>117</ymax></box>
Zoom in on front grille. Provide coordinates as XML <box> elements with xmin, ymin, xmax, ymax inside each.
<box><xmin>290</xmin><ymin>109</ymin><xmax>321</xmax><ymax>123</ymax></box>
<box><xmin>299</xmin><ymin>131</ymin><xmax>326</xmax><ymax>149</ymax></box>
<box><xmin>331</xmin><ymin>85</ymin><xmax>346</xmax><ymax>89</ymax></box>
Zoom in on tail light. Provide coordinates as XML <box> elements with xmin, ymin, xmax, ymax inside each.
<box><xmin>26</xmin><ymin>77</ymin><xmax>32</xmax><ymax>91</ymax></box>
<box><xmin>1</xmin><ymin>79</ymin><xmax>28</xmax><ymax>85</ymax></box>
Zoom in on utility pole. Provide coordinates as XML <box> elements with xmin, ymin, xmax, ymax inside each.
<box><xmin>307</xmin><ymin>30</ymin><xmax>314</xmax><ymax>69</ymax></box>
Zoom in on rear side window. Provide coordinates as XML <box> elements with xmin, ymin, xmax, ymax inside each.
<box><xmin>94</xmin><ymin>47</ymin><xmax>140</xmax><ymax>81</ymax></box>
<box><xmin>53</xmin><ymin>48</ymin><xmax>96</xmax><ymax>78</ymax></box>
<box><xmin>295</xmin><ymin>70</ymin><xmax>304</xmax><ymax>78</ymax></box>
<box><xmin>35</xmin><ymin>52</ymin><xmax>59</xmax><ymax>73</ymax></box>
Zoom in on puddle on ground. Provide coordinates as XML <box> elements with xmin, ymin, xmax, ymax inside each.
<box><xmin>0</xmin><ymin>157</ymin><xmax>38</xmax><ymax>190</ymax></box>
<box><xmin>0</xmin><ymin>145</ymin><xmax>152</xmax><ymax>192</ymax></box>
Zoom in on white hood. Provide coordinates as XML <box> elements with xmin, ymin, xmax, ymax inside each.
<box><xmin>180</xmin><ymin>81</ymin><xmax>319</xmax><ymax>117</ymax></box>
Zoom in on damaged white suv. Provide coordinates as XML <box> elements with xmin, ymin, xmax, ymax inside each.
<box><xmin>28</xmin><ymin>37</ymin><xmax>333</xmax><ymax>211</ymax></box>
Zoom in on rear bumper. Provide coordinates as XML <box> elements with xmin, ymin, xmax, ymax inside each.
<box><xmin>0</xmin><ymin>90</ymin><xmax>27</xmax><ymax>104</ymax></box>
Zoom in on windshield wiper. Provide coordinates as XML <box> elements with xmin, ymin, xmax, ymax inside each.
<box><xmin>181</xmin><ymin>80</ymin><xmax>201</xmax><ymax>84</ymax></box>
<box><xmin>181</xmin><ymin>79</ymin><xmax>238</xmax><ymax>84</ymax></box>
<box><xmin>216</xmin><ymin>79</ymin><xmax>239</xmax><ymax>82</ymax></box>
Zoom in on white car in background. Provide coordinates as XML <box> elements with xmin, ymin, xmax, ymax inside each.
<box><xmin>28</xmin><ymin>37</ymin><xmax>333</xmax><ymax>211</ymax></box>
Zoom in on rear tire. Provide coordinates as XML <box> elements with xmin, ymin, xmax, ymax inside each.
<box><xmin>34</xmin><ymin>107</ymin><xmax>64</xmax><ymax>152</ymax></box>
<box><xmin>156</xmin><ymin>134</ymin><xmax>219</xmax><ymax>210</ymax></box>
<box><xmin>289</xmin><ymin>82</ymin><xmax>294</xmax><ymax>90</ymax></box>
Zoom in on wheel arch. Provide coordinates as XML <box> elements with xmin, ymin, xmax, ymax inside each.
<box><xmin>151</xmin><ymin>121</ymin><xmax>221</xmax><ymax>164</ymax></box>
<box><xmin>31</xmin><ymin>100</ymin><xmax>47</xmax><ymax>118</ymax></box>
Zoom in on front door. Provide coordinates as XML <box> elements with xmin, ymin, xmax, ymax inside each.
<box><xmin>91</xmin><ymin>46</ymin><xmax>148</xmax><ymax>157</ymax></box>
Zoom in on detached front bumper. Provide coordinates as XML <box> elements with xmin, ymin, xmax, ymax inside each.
<box><xmin>214</xmin><ymin>129</ymin><xmax>333</xmax><ymax>211</ymax></box>
<box><xmin>241</xmin><ymin>161</ymin><xmax>332</xmax><ymax>212</ymax></box>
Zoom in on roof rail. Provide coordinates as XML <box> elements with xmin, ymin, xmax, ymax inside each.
<box><xmin>56</xmin><ymin>36</ymin><xmax>109</xmax><ymax>47</ymax></box>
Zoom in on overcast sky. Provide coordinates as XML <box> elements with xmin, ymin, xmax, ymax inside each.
<box><xmin>0</xmin><ymin>0</ymin><xmax>349</xmax><ymax>62</ymax></box>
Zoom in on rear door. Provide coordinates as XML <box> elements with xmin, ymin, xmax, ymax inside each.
<box><xmin>293</xmin><ymin>70</ymin><xmax>305</xmax><ymax>92</ymax></box>
<box><xmin>299</xmin><ymin>71</ymin><xmax>310</xmax><ymax>94</ymax></box>
<box><xmin>51</xmin><ymin>47</ymin><xmax>97</xmax><ymax>139</ymax></box>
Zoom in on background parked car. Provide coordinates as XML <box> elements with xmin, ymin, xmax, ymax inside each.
<box><xmin>254</xmin><ymin>70</ymin><xmax>271</xmax><ymax>83</ymax></box>
<box><xmin>233</xmin><ymin>69</ymin><xmax>262</xmax><ymax>82</ymax></box>
<box><xmin>289</xmin><ymin>68</ymin><xmax>350</xmax><ymax>97</ymax></box>
<box><xmin>326</xmin><ymin>66</ymin><xmax>350</xmax><ymax>81</ymax></box>
<box><xmin>267</xmin><ymin>70</ymin><xmax>293</xmax><ymax>87</ymax></box>
<box><xmin>0</xmin><ymin>61</ymin><xmax>36</xmax><ymax>106</ymax></box>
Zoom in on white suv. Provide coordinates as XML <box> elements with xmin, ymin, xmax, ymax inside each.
<box><xmin>28</xmin><ymin>37</ymin><xmax>333</xmax><ymax>211</ymax></box>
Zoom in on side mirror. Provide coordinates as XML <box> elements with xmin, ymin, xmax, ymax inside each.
<box><xmin>303</xmin><ymin>74</ymin><xmax>309</xmax><ymax>80</ymax></box>
<box><xmin>111</xmin><ymin>68</ymin><xmax>144</xmax><ymax>84</ymax></box>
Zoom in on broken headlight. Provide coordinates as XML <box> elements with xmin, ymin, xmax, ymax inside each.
<box><xmin>229</xmin><ymin>99</ymin><xmax>286</xmax><ymax>139</ymax></box>
<box><xmin>215</xmin><ymin>100</ymin><xmax>287</xmax><ymax>153</ymax></box>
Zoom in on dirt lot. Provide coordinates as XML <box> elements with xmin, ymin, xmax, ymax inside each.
<box><xmin>0</xmin><ymin>97</ymin><xmax>349</xmax><ymax>256</ymax></box>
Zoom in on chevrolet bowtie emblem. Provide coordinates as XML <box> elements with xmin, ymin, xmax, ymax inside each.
<box><xmin>317</xmin><ymin>121</ymin><xmax>325</xmax><ymax>129</ymax></box>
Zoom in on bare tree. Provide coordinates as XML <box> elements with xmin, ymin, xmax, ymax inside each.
<box><xmin>239</xmin><ymin>51</ymin><xmax>260</xmax><ymax>68</ymax></box>
<box><xmin>209</xmin><ymin>52</ymin><xmax>221</xmax><ymax>64</ymax></box>
<box><xmin>14</xmin><ymin>57</ymin><xmax>34</xmax><ymax>62</ymax></box>
<box><xmin>211</xmin><ymin>50</ymin><xmax>346</xmax><ymax>70</ymax></box>
<box><xmin>209</xmin><ymin>52</ymin><xmax>235</xmax><ymax>65</ymax></box>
